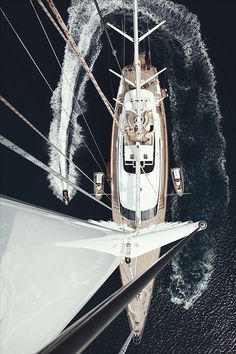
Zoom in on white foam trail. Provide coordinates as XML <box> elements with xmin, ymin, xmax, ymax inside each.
<box><xmin>169</xmin><ymin>248</ymin><xmax>214</xmax><ymax>310</ymax></box>
<box><xmin>47</xmin><ymin>0</ymin><xmax>229</xmax><ymax>307</ymax></box>
<box><xmin>48</xmin><ymin>1</ymin><xmax>103</xmax><ymax>200</ymax></box>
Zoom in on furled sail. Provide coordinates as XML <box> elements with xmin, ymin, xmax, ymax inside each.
<box><xmin>0</xmin><ymin>196</ymin><xmax>125</xmax><ymax>354</ymax></box>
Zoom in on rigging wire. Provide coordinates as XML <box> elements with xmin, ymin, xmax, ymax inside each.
<box><xmin>163</xmin><ymin>46</ymin><xmax>167</xmax><ymax>90</ymax></box>
<box><xmin>0</xmin><ymin>7</ymin><xmax>53</xmax><ymax>93</ymax></box>
<box><xmin>107</xmin><ymin>48</ymin><xmax>115</xmax><ymax>99</ymax></box>
<box><xmin>122</xmin><ymin>0</ymin><xmax>126</xmax><ymax>68</ymax></box>
<box><xmin>145</xmin><ymin>0</ymin><xmax>152</xmax><ymax>65</ymax></box>
<box><xmin>0</xmin><ymin>6</ymin><xmax>107</xmax><ymax>184</ymax></box>
<box><xmin>30</xmin><ymin>0</ymin><xmax>109</xmax><ymax>177</ymax></box>
<box><xmin>0</xmin><ymin>135</ymin><xmax>112</xmax><ymax>211</ymax></box>
<box><xmin>93</xmin><ymin>0</ymin><xmax>123</xmax><ymax>73</ymax></box>
<box><xmin>0</xmin><ymin>95</ymin><xmax>112</xmax><ymax>202</ymax></box>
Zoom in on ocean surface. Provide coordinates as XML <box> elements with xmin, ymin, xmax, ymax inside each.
<box><xmin>0</xmin><ymin>0</ymin><xmax>235</xmax><ymax>353</ymax></box>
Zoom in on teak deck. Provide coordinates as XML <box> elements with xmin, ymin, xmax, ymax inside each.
<box><xmin>110</xmin><ymin>62</ymin><xmax>169</xmax><ymax>337</ymax></box>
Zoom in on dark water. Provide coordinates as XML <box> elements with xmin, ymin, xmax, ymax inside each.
<box><xmin>0</xmin><ymin>0</ymin><xmax>236</xmax><ymax>353</ymax></box>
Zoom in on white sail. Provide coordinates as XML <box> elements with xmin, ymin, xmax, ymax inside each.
<box><xmin>0</xmin><ymin>197</ymin><xmax>125</xmax><ymax>354</ymax></box>
<box><xmin>0</xmin><ymin>198</ymin><xmax>205</xmax><ymax>354</ymax></box>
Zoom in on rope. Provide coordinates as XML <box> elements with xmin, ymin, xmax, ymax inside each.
<box><xmin>32</xmin><ymin>0</ymin><xmax>109</xmax><ymax>177</ymax></box>
<box><xmin>0</xmin><ymin>95</ymin><xmax>111</xmax><ymax>202</ymax></box>
<box><xmin>0</xmin><ymin>135</ymin><xmax>112</xmax><ymax>211</ymax></box>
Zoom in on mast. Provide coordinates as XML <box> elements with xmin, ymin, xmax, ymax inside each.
<box><xmin>135</xmin><ymin>142</ymin><xmax>141</xmax><ymax>226</ymax></box>
<box><xmin>133</xmin><ymin>0</ymin><xmax>141</xmax><ymax>131</ymax></box>
<box><xmin>133</xmin><ymin>0</ymin><xmax>141</xmax><ymax>228</ymax></box>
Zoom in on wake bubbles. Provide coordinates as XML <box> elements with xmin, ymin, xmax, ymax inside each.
<box><xmin>47</xmin><ymin>0</ymin><xmax>229</xmax><ymax>308</ymax></box>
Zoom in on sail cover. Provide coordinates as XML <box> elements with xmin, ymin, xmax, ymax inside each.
<box><xmin>0</xmin><ymin>196</ymin><xmax>125</xmax><ymax>354</ymax></box>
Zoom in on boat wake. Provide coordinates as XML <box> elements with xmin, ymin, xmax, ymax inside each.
<box><xmin>47</xmin><ymin>0</ymin><xmax>229</xmax><ymax>307</ymax></box>
<box><xmin>168</xmin><ymin>245</ymin><xmax>214</xmax><ymax>310</ymax></box>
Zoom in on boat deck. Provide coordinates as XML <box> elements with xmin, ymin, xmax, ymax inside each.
<box><xmin>110</xmin><ymin>61</ymin><xmax>169</xmax><ymax>337</ymax></box>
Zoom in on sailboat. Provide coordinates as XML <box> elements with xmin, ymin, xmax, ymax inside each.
<box><xmin>0</xmin><ymin>1</ymin><xmax>207</xmax><ymax>353</ymax></box>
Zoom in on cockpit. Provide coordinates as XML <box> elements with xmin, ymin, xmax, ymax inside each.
<box><xmin>123</xmin><ymin>108</ymin><xmax>155</xmax><ymax>174</ymax></box>
<box><xmin>123</xmin><ymin>140</ymin><xmax>155</xmax><ymax>174</ymax></box>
